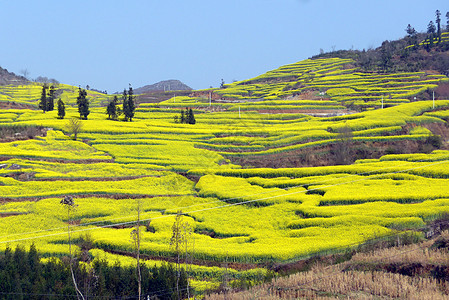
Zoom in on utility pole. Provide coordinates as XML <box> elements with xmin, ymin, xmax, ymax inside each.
<box><xmin>433</xmin><ymin>91</ymin><xmax>435</xmax><ymax>109</ymax></box>
<box><xmin>137</xmin><ymin>201</ymin><xmax>141</xmax><ymax>300</ymax></box>
<box><xmin>381</xmin><ymin>95</ymin><xmax>384</xmax><ymax>109</ymax></box>
<box><xmin>223</xmin><ymin>252</ymin><xmax>229</xmax><ymax>300</ymax></box>
<box><xmin>209</xmin><ymin>91</ymin><xmax>212</xmax><ymax>107</ymax></box>
<box><xmin>131</xmin><ymin>200</ymin><xmax>142</xmax><ymax>300</ymax></box>
<box><xmin>239</xmin><ymin>106</ymin><xmax>241</xmax><ymax>118</ymax></box>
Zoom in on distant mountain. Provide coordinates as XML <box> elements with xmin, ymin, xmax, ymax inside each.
<box><xmin>134</xmin><ymin>80</ymin><xmax>192</xmax><ymax>94</ymax></box>
<box><xmin>0</xmin><ymin>66</ymin><xmax>29</xmax><ymax>85</ymax></box>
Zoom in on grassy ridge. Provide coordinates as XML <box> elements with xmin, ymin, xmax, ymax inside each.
<box><xmin>205</xmin><ymin>58</ymin><xmax>448</xmax><ymax>110</ymax></box>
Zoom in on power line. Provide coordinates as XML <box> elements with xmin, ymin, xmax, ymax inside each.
<box><xmin>0</xmin><ymin>161</ymin><xmax>447</xmax><ymax>299</ymax></box>
<box><xmin>264</xmin><ymin>223</ymin><xmax>448</xmax><ymax>297</ymax></box>
<box><xmin>0</xmin><ymin>157</ymin><xmax>445</xmax><ymax>242</ymax></box>
<box><xmin>0</xmin><ymin>159</ymin><xmax>447</xmax><ymax>246</ymax></box>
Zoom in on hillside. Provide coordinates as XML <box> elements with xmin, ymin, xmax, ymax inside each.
<box><xmin>190</xmin><ymin>31</ymin><xmax>449</xmax><ymax>113</ymax></box>
<box><xmin>1</xmin><ymin>97</ymin><xmax>449</xmax><ymax>296</ymax></box>
<box><xmin>206</xmin><ymin>230</ymin><xmax>449</xmax><ymax>299</ymax></box>
<box><xmin>134</xmin><ymin>79</ymin><xmax>192</xmax><ymax>94</ymax></box>
<box><xmin>0</xmin><ymin>29</ymin><xmax>449</xmax><ymax>298</ymax></box>
<box><xmin>313</xmin><ymin>32</ymin><xmax>449</xmax><ymax>76</ymax></box>
<box><xmin>0</xmin><ymin>66</ymin><xmax>28</xmax><ymax>85</ymax></box>
<box><xmin>0</xmin><ymin>83</ymin><xmax>115</xmax><ymax>109</ymax></box>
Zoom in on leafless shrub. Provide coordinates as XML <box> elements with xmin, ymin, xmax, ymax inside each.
<box><xmin>65</xmin><ymin>118</ymin><xmax>83</xmax><ymax>140</ymax></box>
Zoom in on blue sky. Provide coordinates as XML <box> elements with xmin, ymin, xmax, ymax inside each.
<box><xmin>0</xmin><ymin>0</ymin><xmax>447</xmax><ymax>93</ymax></box>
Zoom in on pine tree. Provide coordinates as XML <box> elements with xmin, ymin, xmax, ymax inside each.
<box><xmin>47</xmin><ymin>85</ymin><xmax>55</xmax><ymax>111</ymax></box>
<box><xmin>57</xmin><ymin>98</ymin><xmax>65</xmax><ymax>119</ymax></box>
<box><xmin>405</xmin><ymin>24</ymin><xmax>417</xmax><ymax>46</ymax></box>
<box><xmin>427</xmin><ymin>21</ymin><xmax>436</xmax><ymax>51</ymax></box>
<box><xmin>188</xmin><ymin>108</ymin><xmax>195</xmax><ymax>124</ymax></box>
<box><xmin>185</xmin><ymin>107</ymin><xmax>190</xmax><ymax>124</ymax></box>
<box><xmin>76</xmin><ymin>87</ymin><xmax>90</xmax><ymax>120</ymax></box>
<box><xmin>406</xmin><ymin>24</ymin><xmax>415</xmax><ymax>36</ymax></box>
<box><xmin>123</xmin><ymin>86</ymin><xmax>136</xmax><ymax>122</ymax></box>
<box><xmin>122</xmin><ymin>89</ymin><xmax>128</xmax><ymax>121</ymax></box>
<box><xmin>379</xmin><ymin>41</ymin><xmax>392</xmax><ymax>72</ymax></box>
<box><xmin>28</xmin><ymin>244</ymin><xmax>40</xmax><ymax>283</ymax></box>
<box><xmin>39</xmin><ymin>84</ymin><xmax>48</xmax><ymax>112</ymax></box>
<box><xmin>436</xmin><ymin>10</ymin><xmax>442</xmax><ymax>42</ymax></box>
<box><xmin>446</xmin><ymin>12</ymin><xmax>449</xmax><ymax>31</ymax></box>
<box><xmin>180</xmin><ymin>109</ymin><xmax>185</xmax><ymax>124</ymax></box>
<box><xmin>106</xmin><ymin>96</ymin><xmax>118</xmax><ymax>120</ymax></box>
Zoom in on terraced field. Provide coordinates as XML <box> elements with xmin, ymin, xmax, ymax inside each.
<box><xmin>0</xmin><ymin>57</ymin><xmax>448</xmax><ymax>294</ymax></box>
<box><xmin>202</xmin><ymin>58</ymin><xmax>448</xmax><ymax>110</ymax></box>
<box><xmin>0</xmin><ymin>83</ymin><xmax>114</xmax><ymax>108</ymax></box>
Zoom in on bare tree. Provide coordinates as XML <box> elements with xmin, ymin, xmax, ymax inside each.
<box><xmin>222</xmin><ymin>253</ymin><xmax>229</xmax><ymax>299</ymax></box>
<box><xmin>170</xmin><ymin>211</ymin><xmax>191</xmax><ymax>300</ymax></box>
<box><xmin>60</xmin><ymin>196</ymin><xmax>85</xmax><ymax>300</ymax></box>
<box><xmin>35</xmin><ymin>76</ymin><xmax>50</xmax><ymax>84</ymax></box>
<box><xmin>183</xmin><ymin>221</ymin><xmax>192</xmax><ymax>299</ymax></box>
<box><xmin>333</xmin><ymin>125</ymin><xmax>353</xmax><ymax>165</ymax></box>
<box><xmin>130</xmin><ymin>199</ymin><xmax>142</xmax><ymax>299</ymax></box>
<box><xmin>66</xmin><ymin>118</ymin><xmax>83</xmax><ymax>140</ymax></box>
<box><xmin>19</xmin><ymin>69</ymin><xmax>29</xmax><ymax>80</ymax></box>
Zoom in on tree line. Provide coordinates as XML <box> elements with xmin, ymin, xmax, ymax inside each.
<box><xmin>312</xmin><ymin>9</ymin><xmax>449</xmax><ymax>75</ymax></box>
<box><xmin>38</xmin><ymin>84</ymin><xmax>56</xmax><ymax>113</ymax></box>
<box><xmin>41</xmin><ymin>84</ymin><xmax>197</xmax><ymax>126</ymax></box>
<box><xmin>106</xmin><ymin>86</ymin><xmax>136</xmax><ymax>121</ymax></box>
<box><xmin>0</xmin><ymin>243</ymin><xmax>188</xmax><ymax>300</ymax></box>
<box><xmin>174</xmin><ymin>107</ymin><xmax>196</xmax><ymax>124</ymax></box>
<box><xmin>405</xmin><ymin>10</ymin><xmax>449</xmax><ymax>52</ymax></box>
<box><xmin>42</xmin><ymin>85</ymin><xmax>137</xmax><ymax>122</ymax></box>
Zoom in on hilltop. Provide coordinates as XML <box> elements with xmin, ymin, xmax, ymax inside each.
<box><xmin>134</xmin><ymin>79</ymin><xmax>192</xmax><ymax>94</ymax></box>
<box><xmin>312</xmin><ymin>32</ymin><xmax>449</xmax><ymax>75</ymax></box>
<box><xmin>0</xmin><ymin>66</ymin><xmax>28</xmax><ymax>85</ymax></box>
<box><xmin>195</xmin><ymin>31</ymin><xmax>449</xmax><ymax>112</ymax></box>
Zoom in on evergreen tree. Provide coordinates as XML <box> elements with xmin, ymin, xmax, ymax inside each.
<box><xmin>122</xmin><ymin>89</ymin><xmax>128</xmax><ymax>121</ymax></box>
<box><xmin>27</xmin><ymin>244</ymin><xmax>40</xmax><ymax>283</ymax></box>
<box><xmin>57</xmin><ymin>98</ymin><xmax>65</xmax><ymax>119</ymax></box>
<box><xmin>39</xmin><ymin>84</ymin><xmax>48</xmax><ymax>112</ymax></box>
<box><xmin>188</xmin><ymin>108</ymin><xmax>196</xmax><ymax>124</ymax></box>
<box><xmin>180</xmin><ymin>109</ymin><xmax>185</xmax><ymax>124</ymax></box>
<box><xmin>122</xmin><ymin>88</ymin><xmax>128</xmax><ymax>104</ymax></box>
<box><xmin>427</xmin><ymin>21</ymin><xmax>436</xmax><ymax>51</ymax></box>
<box><xmin>379</xmin><ymin>41</ymin><xmax>392</xmax><ymax>72</ymax></box>
<box><xmin>0</xmin><ymin>245</ymin><xmax>187</xmax><ymax>299</ymax></box>
<box><xmin>436</xmin><ymin>10</ymin><xmax>441</xmax><ymax>42</ymax></box>
<box><xmin>406</xmin><ymin>24</ymin><xmax>415</xmax><ymax>36</ymax></box>
<box><xmin>185</xmin><ymin>107</ymin><xmax>190</xmax><ymax>123</ymax></box>
<box><xmin>427</xmin><ymin>21</ymin><xmax>436</xmax><ymax>35</ymax></box>
<box><xmin>106</xmin><ymin>96</ymin><xmax>118</xmax><ymax>120</ymax></box>
<box><xmin>123</xmin><ymin>86</ymin><xmax>136</xmax><ymax>121</ymax></box>
<box><xmin>177</xmin><ymin>108</ymin><xmax>196</xmax><ymax>125</ymax></box>
<box><xmin>76</xmin><ymin>87</ymin><xmax>90</xmax><ymax>120</ymax></box>
<box><xmin>47</xmin><ymin>85</ymin><xmax>55</xmax><ymax>111</ymax></box>
<box><xmin>446</xmin><ymin>12</ymin><xmax>449</xmax><ymax>31</ymax></box>
<box><xmin>405</xmin><ymin>24</ymin><xmax>417</xmax><ymax>46</ymax></box>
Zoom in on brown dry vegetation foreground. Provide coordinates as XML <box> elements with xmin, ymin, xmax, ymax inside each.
<box><xmin>206</xmin><ymin>232</ymin><xmax>449</xmax><ymax>299</ymax></box>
